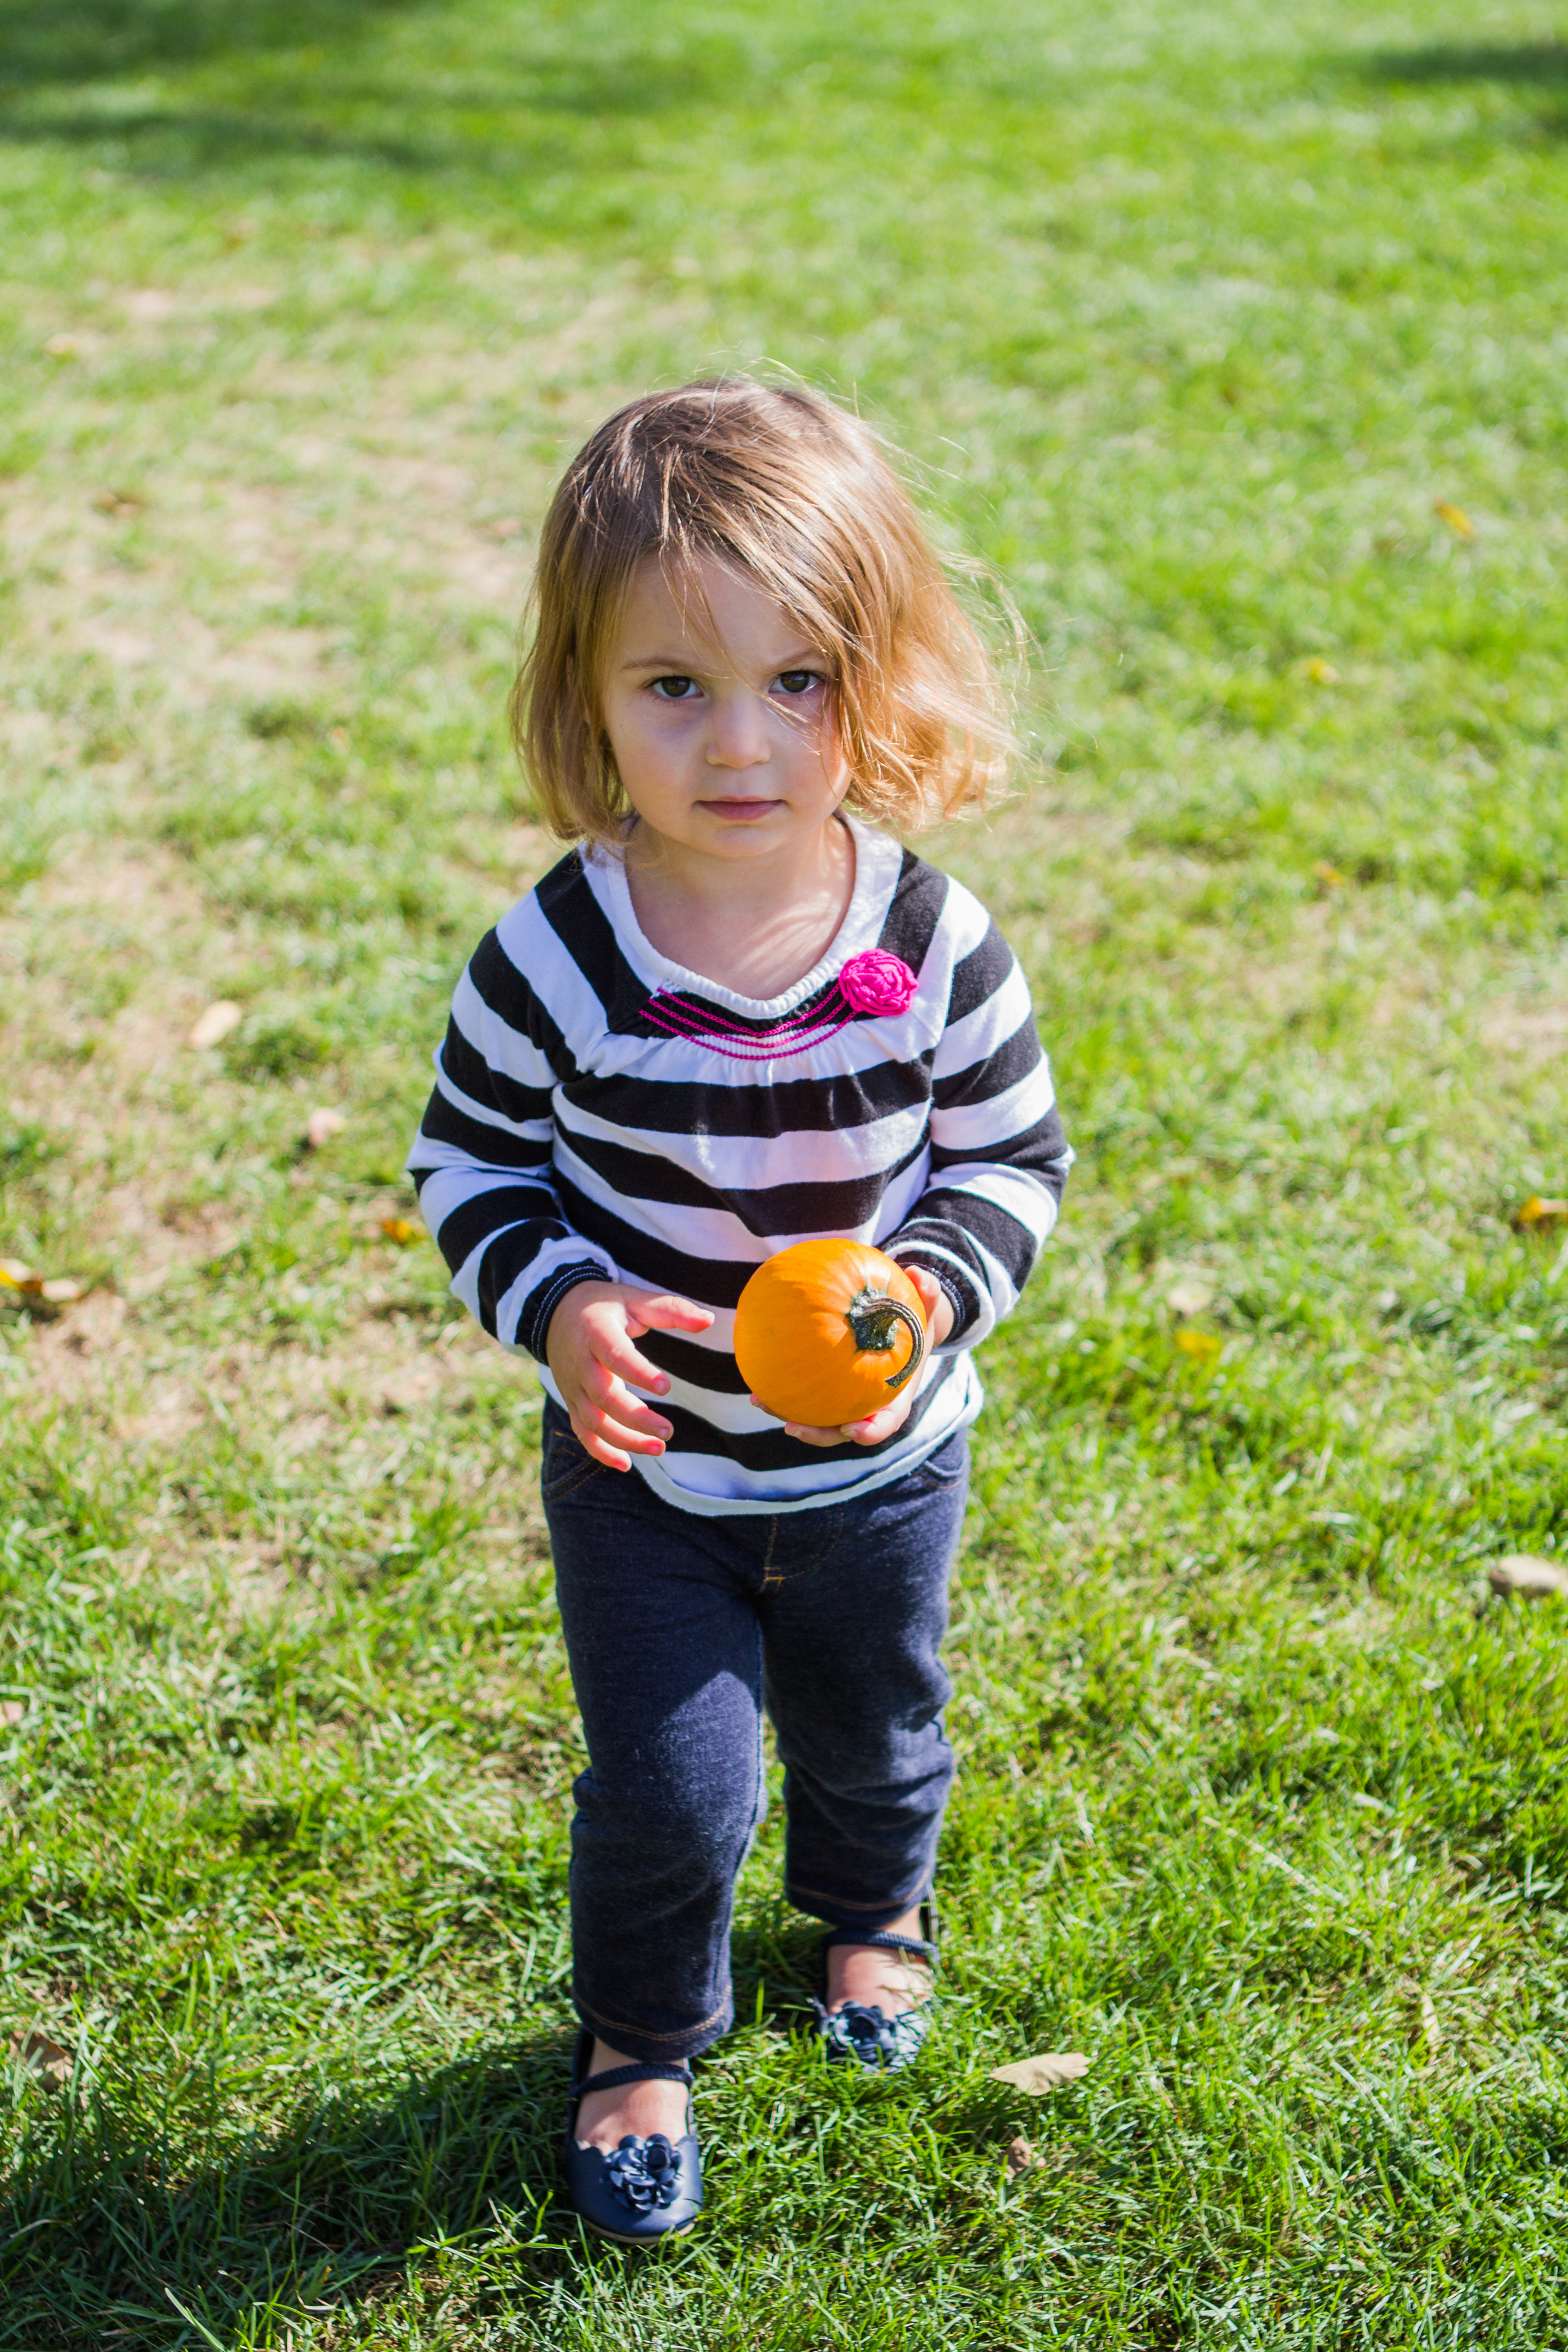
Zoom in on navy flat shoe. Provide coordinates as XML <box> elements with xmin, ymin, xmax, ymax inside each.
<box><xmin>562</xmin><ymin>2030</ymin><xmax>703</xmax><ymax>2243</ymax></box>
<box><xmin>812</xmin><ymin>1897</ymin><xmax>939</xmax><ymax>2072</ymax></box>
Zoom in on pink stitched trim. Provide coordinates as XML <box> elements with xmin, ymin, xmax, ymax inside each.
<box><xmin>642</xmin><ymin>952</ymin><xmax>918</xmax><ymax>1063</ymax></box>
<box><xmin>644</xmin><ymin>982</ymin><xmax>853</xmax><ymax>1061</ymax></box>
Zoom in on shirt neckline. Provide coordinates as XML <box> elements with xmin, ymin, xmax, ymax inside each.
<box><xmin>588</xmin><ymin>814</ymin><xmax>899</xmax><ymax>1020</ymax></box>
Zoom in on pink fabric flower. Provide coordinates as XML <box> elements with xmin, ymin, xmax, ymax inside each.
<box><xmin>839</xmin><ymin>949</ymin><xmax>918</xmax><ymax>1017</ymax></box>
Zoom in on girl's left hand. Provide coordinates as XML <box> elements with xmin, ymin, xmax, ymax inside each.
<box><xmin>753</xmin><ymin>1266</ymin><xmax>955</xmax><ymax>1449</ymax></box>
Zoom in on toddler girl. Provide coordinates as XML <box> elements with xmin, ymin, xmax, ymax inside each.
<box><xmin>408</xmin><ymin>380</ymin><xmax>1070</xmax><ymax>2243</ymax></box>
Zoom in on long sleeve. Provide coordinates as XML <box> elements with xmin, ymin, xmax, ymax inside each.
<box><xmin>884</xmin><ymin>918</ymin><xmax>1070</xmax><ymax>1348</ymax></box>
<box><xmin>406</xmin><ymin>926</ymin><xmax>614</xmax><ymax>1360</ymax></box>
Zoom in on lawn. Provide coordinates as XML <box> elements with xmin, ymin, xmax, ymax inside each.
<box><xmin>3</xmin><ymin>0</ymin><xmax>1568</xmax><ymax>2343</ymax></box>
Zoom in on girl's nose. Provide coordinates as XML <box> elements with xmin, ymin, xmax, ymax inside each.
<box><xmin>706</xmin><ymin>692</ymin><xmax>771</xmax><ymax>770</ymax></box>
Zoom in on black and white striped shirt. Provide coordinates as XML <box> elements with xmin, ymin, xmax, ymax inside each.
<box><xmin>408</xmin><ymin>817</ymin><xmax>1071</xmax><ymax>1515</ymax></box>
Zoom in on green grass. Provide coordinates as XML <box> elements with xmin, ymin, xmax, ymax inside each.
<box><xmin>3</xmin><ymin>0</ymin><xmax>1568</xmax><ymax>2342</ymax></box>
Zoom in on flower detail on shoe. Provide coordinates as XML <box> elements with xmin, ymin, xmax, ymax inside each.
<box><xmin>816</xmin><ymin>1998</ymin><xmax>930</xmax><ymax>2070</ymax></box>
<box><xmin>839</xmin><ymin>949</ymin><xmax>918</xmax><ymax>1019</ymax></box>
<box><xmin>603</xmin><ymin>2131</ymin><xmax>683</xmax><ymax>2213</ymax></box>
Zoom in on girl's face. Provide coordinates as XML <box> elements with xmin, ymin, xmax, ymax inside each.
<box><xmin>600</xmin><ymin>556</ymin><xmax>849</xmax><ymax>866</ymax></box>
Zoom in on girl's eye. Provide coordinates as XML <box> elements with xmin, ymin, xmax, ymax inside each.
<box><xmin>775</xmin><ymin>670</ymin><xmax>821</xmax><ymax>696</ymax></box>
<box><xmin>650</xmin><ymin>675</ymin><xmax>701</xmax><ymax>700</ymax></box>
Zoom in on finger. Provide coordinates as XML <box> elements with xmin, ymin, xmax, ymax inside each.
<box><xmin>904</xmin><ymin>1266</ymin><xmax>952</xmax><ymax>1342</ymax></box>
<box><xmin>843</xmin><ymin>1403</ymin><xmax>906</xmax><ymax>1446</ymax></box>
<box><xmin>590</xmin><ymin>1330</ymin><xmax>673</xmax><ymax>1396</ymax></box>
<box><xmin>592</xmin><ymin>1398</ymin><xmax>674</xmax><ymax>1443</ymax></box>
<box><xmin>748</xmin><ymin>1392</ymin><xmax>836</xmax><ymax>1446</ymax></box>
<box><xmin>571</xmin><ymin>1416</ymin><xmax>632</xmax><ymax>1473</ymax></box>
<box><xmin>623</xmin><ymin>1292</ymin><xmax>716</xmax><ymax>1336</ymax></box>
<box><xmin>583</xmin><ymin>1359</ymin><xmax>674</xmax><ymax>1432</ymax></box>
<box><xmin>579</xmin><ymin>1391</ymin><xmax>671</xmax><ymax>1452</ymax></box>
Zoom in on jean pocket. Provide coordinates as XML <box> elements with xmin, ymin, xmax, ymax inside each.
<box><xmin>903</xmin><ymin>1431</ymin><xmax>970</xmax><ymax>1495</ymax></box>
<box><xmin>539</xmin><ymin>1424</ymin><xmax>607</xmax><ymax>1505</ymax></box>
<box><xmin>765</xmin><ymin>1504</ymin><xmax>847</xmax><ymax>1584</ymax></box>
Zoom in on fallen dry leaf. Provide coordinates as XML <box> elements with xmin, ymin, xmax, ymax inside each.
<box><xmin>379</xmin><ymin>1216</ymin><xmax>418</xmax><ymax>1245</ymax></box>
<box><xmin>1313</xmin><ymin>859</ymin><xmax>1348</xmax><ymax>889</ymax></box>
<box><xmin>1167</xmin><ymin>1276</ymin><xmax>1215</xmax><ymax>1318</ymax></box>
<box><xmin>991</xmin><ymin>2052</ymin><xmax>1091</xmax><ymax>2095</ymax></box>
<box><xmin>1434</xmin><ymin>500</ymin><xmax>1475</xmax><ymax>539</ymax></box>
<box><xmin>1306</xmin><ymin>658</ymin><xmax>1339</xmax><ymax>684</ymax></box>
<box><xmin>1175</xmin><ymin>1329</ymin><xmax>1222</xmax><ymax>1362</ymax></box>
<box><xmin>0</xmin><ymin>1263</ymin><xmax>84</xmax><ymax>1306</ymax></box>
<box><xmin>11</xmin><ymin>2030</ymin><xmax>72</xmax><ymax>2087</ymax></box>
<box><xmin>1</xmin><ymin>1700</ymin><xmax>24</xmax><ymax>1726</ymax></box>
<box><xmin>1005</xmin><ymin>2135</ymin><xmax>1036</xmax><ymax>2176</ymax></box>
<box><xmin>1515</xmin><ymin>1195</ymin><xmax>1568</xmax><ymax>1233</ymax></box>
<box><xmin>1489</xmin><ymin>1554</ymin><xmax>1568</xmax><ymax>1599</ymax></box>
<box><xmin>189</xmin><ymin>1000</ymin><xmax>242</xmax><ymax>1050</ymax></box>
<box><xmin>305</xmin><ymin>1106</ymin><xmax>347</xmax><ymax>1150</ymax></box>
<box><xmin>93</xmin><ymin>487</ymin><xmax>145</xmax><ymax>517</ymax></box>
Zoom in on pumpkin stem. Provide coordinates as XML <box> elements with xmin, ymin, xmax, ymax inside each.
<box><xmin>844</xmin><ymin>1286</ymin><xmax>926</xmax><ymax>1395</ymax></box>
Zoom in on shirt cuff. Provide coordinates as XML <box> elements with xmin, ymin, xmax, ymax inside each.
<box><xmin>885</xmin><ymin>1248</ymin><xmax>981</xmax><ymax>1348</ymax></box>
<box><xmin>519</xmin><ymin>1261</ymin><xmax>612</xmax><ymax>1362</ymax></box>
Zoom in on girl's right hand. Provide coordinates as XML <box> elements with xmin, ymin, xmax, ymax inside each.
<box><xmin>544</xmin><ymin>1281</ymin><xmax>714</xmax><ymax>1471</ymax></box>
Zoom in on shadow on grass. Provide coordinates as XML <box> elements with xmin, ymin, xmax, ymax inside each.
<box><xmin>0</xmin><ymin>2032</ymin><xmax>576</xmax><ymax>2349</ymax></box>
<box><xmin>0</xmin><ymin>0</ymin><xmax>759</xmax><ymax>119</ymax></box>
<box><xmin>0</xmin><ymin>102</ymin><xmax>610</xmax><ymax>187</ymax></box>
<box><xmin>1347</xmin><ymin>40</ymin><xmax>1568</xmax><ymax>148</ymax></box>
<box><xmin>0</xmin><ymin>25</ymin><xmax>763</xmax><ymax>191</ymax></box>
<box><xmin>0</xmin><ymin>1920</ymin><xmax>826</xmax><ymax>2349</ymax></box>
<box><xmin>0</xmin><ymin>0</ymin><xmax>415</xmax><ymax>88</ymax></box>
<box><xmin>0</xmin><ymin>103</ymin><xmax>467</xmax><ymax>186</ymax></box>
<box><xmin>1362</xmin><ymin>41</ymin><xmax>1568</xmax><ymax>88</ymax></box>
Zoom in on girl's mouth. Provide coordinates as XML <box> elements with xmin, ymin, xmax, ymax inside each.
<box><xmin>701</xmin><ymin>798</ymin><xmax>782</xmax><ymax>822</ymax></box>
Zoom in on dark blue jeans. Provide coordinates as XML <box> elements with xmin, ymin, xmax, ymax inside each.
<box><xmin>540</xmin><ymin>1399</ymin><xmax>970</xmax><ymax>2063</ymax></box>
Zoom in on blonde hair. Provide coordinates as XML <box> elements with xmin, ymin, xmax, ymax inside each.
<box><xmin>512</xmin><ymin>378</ymin><xmax>1014</xmax><ymax>846</ymax></box>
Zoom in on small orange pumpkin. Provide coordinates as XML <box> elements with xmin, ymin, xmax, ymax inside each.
<box><xmin>733</xmin><ymin>1239</ymin><xmax>927</xmax><ymax>1428</ymax></box>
